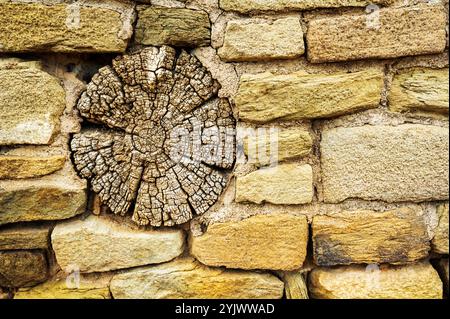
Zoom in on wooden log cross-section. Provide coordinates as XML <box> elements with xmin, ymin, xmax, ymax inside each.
<box><xmin>71</xmin><ymin>46</ymin><xmax>236</xmax><ymax>227</ymax></box>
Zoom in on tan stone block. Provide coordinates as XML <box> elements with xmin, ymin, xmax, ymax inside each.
<box><xmin>389</xmin><ymin>68</ymin><xmax>449</xmax><ymax>115</ymax></box>
<box><xmin>0</xmin><ymin>174</ymin><xmax>87</xmax><ymax>225</ymax></box>
<box><xmin>432</xmin><ymin>203</ymin><xmax>449</xmax><ymax>254</ymax></box>
<box><xmin>191</xmin><ymin>214</ymin><xmax>309</xmax><ymax>270</ymax></box>
<box><xmin>321</xmin><ymin>124</ymin><xmax>449</xmax><ymax>203</ymax></box>
<box><xmin>307</xmin><ymin>5</ymin><xmax>447</xmax><ymax>63</ymax></box>
<box><xmin>0</xmin><ymin>59</ymin><xmax>65</xmax><ymax>145</ymax></box>
<box><xmin>243</xmin><ymin>127</ymin><xmax>312</xmax><ymax>167</ymax></box>
<box><xmin>14</xmin><ymin>273</ymin><xmax>111</xmax><ymax>299</ymax></box>
<box><xmin>309</xmin><ymin>262</ymin><xmax>443</xmax><ymax>299</ymax></box>
<box><xmin>236</xmin><ymin>69</ymin><xmax>383</xmax><ymax>123</ymax></box>
<box><xmin>0</xmin><ymin>251</ymin><xmax>48</xmax><ymax>288</ymax></box>
<box><xmin>0</xmin><ymin>288</ymin><xmax>8</xmax><ymax>299</ymax></box>
<box><xmin>219</xmin><ymin>17</ymin><xmax>304</xmax><ymax>62</ymax></box>
<box><xmin>0</xmin><ymin>225</ymin><xmax>50</xmax><ymax>250</ymax></box>
<box><xmin>0</xmin><ymin>2</ymin><xmax>133</xmax><ymax>53</ymax></box>
<box><xmin>0</xmin><ymin>155</ymin><xmax>65</xmax><ymax>179</ymax></box>
<box><xmin>110</xmin><ymin>258</ymin><xmax>284</xmax><ymax>299</ymax></box>
<box><xmin>312</xmin><ymin>208</ymin><xmax>430</xmax><ymax>266</ymax></box>
<box><xmin>236</xmin><ymin>163</ymin><xmax>313</xmax><ymax>205</ymax></box>
<box><xmin>135</xmin><ymin>7</ymin><xmax>210</xmax><ymax>47</ymax></box>
<box><xmin>220</xmin><ymin>0</ymin><xmax>393</xmax><ymax>13</ymax></box>
<box><xmin>51</xmin><ymin>215</ymin><xmax>185</xmax><ymax>273</ymax></box>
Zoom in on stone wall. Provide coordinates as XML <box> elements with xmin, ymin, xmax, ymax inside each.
<box><xmin>0</xmin><ymin>0</ymin><xmax>448</xmax><ymax>299</ymax></box>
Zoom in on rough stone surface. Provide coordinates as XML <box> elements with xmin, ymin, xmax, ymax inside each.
<box><xmin>0</xmin><ymin>59</ymin><xmax>65</xmax><ymax>145</ymax></box>
<box><xmin>309</xmin><ymin>262</ymin><xmax>443</xmax><ymax>299</ymax></box>
<box><xmin>312</xmin><ymin>208</ymin><xmax>430</xmax><ymax>266</ymax></box>
<box><xmin>432</xmin><ymin>203</ymin><xmax>449</xmax><ymax>254</ymax></box>
<box><xmin>0</xmin><ymin>1</ymin><xmax>133</xmax><ymax>53</ymax></box>
<box><xmin>220</xmin><ymin>0</ymin><xmax>393</xmax><ymax>13</ymax></box>
<box><xmin>236</xmin><ymin>69</ymin><xmax>383</xmax><ymax>123</ymax></box>
<box><xmin>307</xmin><ymin>5</ymin><xmax>447</xmax><ymax>63</ymax></box>
<box><xmin>321</xmin><ymin>124</ymin><xmax>449</xmax><ymax>203</ymax></box>
<box><xmin>14</xmin><ymin>273</ymin><xmax>111</xmax><ymax>299</ymax></box>
<box><xmin>219</xmin><ymin>17</ymin><xmax>304</xmax><ymax>62</ymax></box>
<box><xmin>0</xmin><ymin>155</ymin><xmax>65</xmax><ymax>179</ymax></box>
<box><xmin>191</xmin><ymin>214</ymin><xmax>308</xmax><ymax>270</ymax></box>
<box><xmin>0</xmin><ymin>251</ymin><xmax>48</xmax><ymax>288</ymax></box>
<box><xmin>110</xmin><ymin>258</ymin><xmax>284</xmax><ymax>299</ymax></box>
<box><xmin>0</xmin><ymin>225</ymin><xmax>50</xmax><ymax>250</ymax></box>
<box><xmin>72</xmin><ymin>46</ymin><xmax>235</xmax><ymax>227</ymax></box>
<box><xmin>236</xmin><ymin>164</ymin><xmax>313</xmax><ymax>205</ymax></box>
<box><xmin>244</xmin><ymin>127</ymin><xmax>312</xmax><ymax>166</ymax></box>
<box><xmin>281</xmin><ymin>271</ymin><xmax>309</xmax><ymax>299</ymax></box>
<box><xmin>51</xmin><ymin>215</ymin><xmax>185</xmax><ymax>273</ymax></box>
<box><xmin>389</xmin><ymin>68</ymin><xmax>449</xmax><ymax>115</ymax></box>
<box><xmin>0</xmin><ymin>174</ymin><xmax>87</xmax><ymax>226</ymax></box>
<box><xmin>0</xmin><ymin>288</ymin><xmax>8</xmax><ymax>299</ymax></box>
<box><xmin>135</xmin><ymin>7</ymin><xmax>210</xmax><ymax>47</ymax></box>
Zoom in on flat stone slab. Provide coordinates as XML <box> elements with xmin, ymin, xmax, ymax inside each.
<box><xmin>312</xmin><ymin>208</ymin><xmax>430</xmax><ymax>266</ymax></box>
<box><xmin>219</xmin><ymin>17</ymin><xmax>304</xmax><ymax>62</ymax></box>
<box><xmin>0</xmin><ymin>251</ymin><xmax>48</xmax><ymax>288</ymax></box>
<box><xmin>191</xmin><ymin>214</ymin><xmax>309</xmax><ymax>270</ymax></box>
<box><xmin>0</xmin><ymin>174</ymin><xmax>87</xmax><ymax>226</ymax></box>
<box><xmin>0</xmin><ymin>225</ymin><xmax>50</xmax><ymax>250</ymax></box>
<box><xmin>321</xmin><ymin>124</ymin><xmax>449</xmax><ymax>203</ymax></box>
<box><xmin>236</xmin><ymin>163</ymin><xmax>313</xmax><ymax>205</ymax></box>
<box><xmin>0</xmin><ymin>1</ymin><xmax>134</xmax><ymax>53</ymax></box>
<box><xmin>236</xmin><ymin>69</ymin><xmax>383</xmax><ymax>123</ymax></box>
<box><xmin>307</xmin><ymin>5</ymin><xmax>447</xmax><ymax>63</ymax></box>
<box><xmin>135</xmin><ymin>7</ymin><xmax>210</xmax><ymax>47</ymax></box>
<box><xmin>0</xmin><ymin>59</ymin><xmax>65</xmax><ymax>145</ymax></box>
<box><xmin>389</xmin><ymin>68</ymin><xmax>449</xmax><ymax>115</ymax></box>
<box><xmin>309</xmin><ymin>262</ymin><xmax>443</xmax><ymax>299</ymax></box>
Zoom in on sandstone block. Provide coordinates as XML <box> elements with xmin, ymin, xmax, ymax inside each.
<box><xmin>135</xmin><ymin>7</ymin><xmax>210</xmax><ymax>47</ymax></box>
<box><xmin>389</xmin><ymin>68</ymin><xmax>449</xmax><ymax>115</ymax></box>
<box><xmin>219</xmin><ymin>17</ymin><xmax>304</xmax><ymax>62</ymax></box>
<box><xmin>309</xmin><ymin>262</ymin><xmax>443</xmax><ymax>299</ymax></box>
<box><xmin>0</xmin><ymin>154</ymin><xmax>65</xmax><ymax>179</ymax></box>
<box><xmin>51</xmin><ymin>215</ymin><xmax>185</xmax><ymax>273</ymax></box>
<box><xmin>321</xmin><ymin>124</ymin><xmax>449</xmax><ymax>203</ymax></box>
<box><xmin>236</xmin><ymin>164</ymin><xmax>313</xmax><ymax>205</ymax></box>
<box><xmin>0</xmin><ymin>59</ymin><xmax>65</xmax><ymax>145</ymax></box>
<box><xmin>0</xmin><ymin>225</ymin><xmax>50</xmax><ymax>250</ymax></box>
<box><xmin>220</xmin><ymin>0</ymin><xmax>393</xmax><ymax>13</ymax></box>
<box><xmin>0</xmin><ymin>174</ymin><xmax>87</xmax><ymax>225</ymax></box>
<box><xmin>191</xmin><ymin>214</ymin><xmax>309</xmax><ymax>270</ymax></box>
<box><xmin>236</xmin><ymin>69</ymin><xmax>383</xmax><ymax>123</ymax></box>
<box><xmin>0</xmin><ymin>2</ymin><xmax>133</xmax><ymax>53</ymax></box>
<box><xmin>307</xmin><ymin>5</ymin><xmax>447</xmax><ymax>63</ymax></box>
<box><xmin>432</xmin><ymin>203</ymin><xmax>449</xmax><ymax>254</ymax></box>
<box><xmin>14</xmin><ymin>273</ymin><xmax>111</xmax><ymax>299</ymax></box>
<box><xmin>312</xmin><ymin>208</ymin><xmax>430</xmax><ymax>266</ymax></box>
<box><xmin>244</xmin><ymin>127</ymin><xmax>312</xmax><ymax>167</ymax></box>
<box><xmin>0</xmin><ymin>251</ymin><xmax>48</xmax><ymax>288</ymax></box>
<box><xmin>110</xmin><ymin>258</ymin><xmax>284</xmax><ymax>299</ymax></box>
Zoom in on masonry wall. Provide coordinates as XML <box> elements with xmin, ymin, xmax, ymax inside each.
<box><xmin>0</xmin><ymin>0</ymin><xmax>449</xmax><ymax>299</ymax></box>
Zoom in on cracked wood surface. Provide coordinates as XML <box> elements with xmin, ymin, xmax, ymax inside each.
<box><xmin>71</xmin><ymin>46</ymin><xmax>236</xmax><ymax>227</ymax></box>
